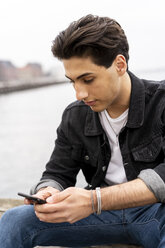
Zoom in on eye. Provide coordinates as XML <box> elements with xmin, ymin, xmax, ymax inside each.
<box><xmin>83</xmin><ymin>78</ymin><xmax>94</xmax><ymax>84</ymax></box>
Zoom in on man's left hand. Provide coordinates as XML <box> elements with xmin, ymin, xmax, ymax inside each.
<box><xmin>34</xmin><ymin>187</ymin><xmax>93</xmax><ymax>223</ymax></box>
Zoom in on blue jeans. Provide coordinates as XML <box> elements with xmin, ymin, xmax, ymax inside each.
<box><xmin>0</xmin><ymin>203</ymin><xmax>165</xmax><ymax>248</ymax></box>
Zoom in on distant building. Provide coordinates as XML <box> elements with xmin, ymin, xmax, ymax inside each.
<box><xmin>0</xmin><ymin>60</ymin><xmax>43</xmax><ymax>82</ymax></box>
<box><xmin>0</xmin><ymin>60</ymin><xmax>18</xmax><ymax>82</ymax></box>
<box><xmin>18</xmin><ymin>63</ymin><xmax>43</xmax><ymax>81</ymax></box>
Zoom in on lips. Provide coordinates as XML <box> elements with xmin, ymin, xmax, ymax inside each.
<box><xmin>84</xmin><ymin>100</ymin><xmax>96</xmax><ymax>106</ymax></box>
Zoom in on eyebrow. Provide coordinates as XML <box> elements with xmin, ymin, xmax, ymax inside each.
<box><xmin>65</xmin><ymin>72</ymin><xmax>94</xmax><ymax>81</ymax></box>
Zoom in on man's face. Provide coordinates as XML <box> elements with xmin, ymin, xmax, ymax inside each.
<box><xmin>63</xmin><ymin>56</ymin><xmax>125</xmax><ymax>113</ymax></box>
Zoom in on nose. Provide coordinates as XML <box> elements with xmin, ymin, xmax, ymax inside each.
<box><xmin>74</xmin><ymin>83</ymin><xmax>88</xmax><ymax>101</ymax></box>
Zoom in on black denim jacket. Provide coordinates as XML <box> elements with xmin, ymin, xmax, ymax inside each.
<box><xmin>31</xmin><ymin>72</ymin><xmax>165</xmax><ymax>202</ymax></box>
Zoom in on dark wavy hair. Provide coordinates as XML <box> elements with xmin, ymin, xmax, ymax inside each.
<box><xmin>51</xmin><ymin>14</ymin><xmax>129</xmax><ymax>68</ymax></box>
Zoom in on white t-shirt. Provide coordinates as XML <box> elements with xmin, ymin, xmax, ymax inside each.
<box><xmin>99</xmin><ymin>109</ymin><xmax>128</xmax><ymax>185</ymax></box>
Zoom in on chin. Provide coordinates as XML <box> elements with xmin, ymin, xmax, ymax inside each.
<box><xmin>90</xmin><ymin>106</ymin><xmax>105</xmax><ymax>113</ymax></box>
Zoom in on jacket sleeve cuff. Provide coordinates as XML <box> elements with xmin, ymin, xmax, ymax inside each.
<box><xmin>30</xmin><ymin>179</ymin><xmax>64</xmax><ymax>194</ymax></box>
<box><xmin>138</xmin><ymin>169</ymin><xmax>165</xmax><ymax>202</ymax></box>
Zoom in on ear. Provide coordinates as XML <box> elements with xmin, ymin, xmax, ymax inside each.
<box><xmin>114</xmin><ymin>55</ymin><xmax>127</xmax><ymax>75</ymax></box>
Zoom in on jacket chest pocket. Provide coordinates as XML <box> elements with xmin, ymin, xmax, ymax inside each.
<box><xmin>131</xmin><ymin>136</ymin><xmax>162</xmax><ymax>164</ymax></box>
<box><xmin>71</xmin><ymin>144</ymin><xmax>97</xmax><ymax>167</ymax></box>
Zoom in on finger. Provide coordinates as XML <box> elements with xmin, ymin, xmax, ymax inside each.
<box><xmin>24</xmin><ymin>198</ymin><xmax>33</xmax><ymax>205</ymax></box>
<box><xmin>45</xmin><ymin>187</ymin><xmax>60</xmax><ymax>194</ymax></box>
<box><xmin>34</xmin><ymin>199</ymin><xmax>68</xmax><ymax>214</ymax></box>
<box><xmin>35</xmin><ymin>209</ymin><xmax>68</xmax><ymax>223</ymax></box>
<box><xmin>46</xmin><ymin>190</ymin><xmax>70</xmax><ymax>204</ymax></box>
<box><xmin>36</xmin><ymin>187</ymin><xmax>60</xmax><ymax>199</ymax></box>
<box><xmin>36</xmin><ymin>191</ymin><xmax>52</xmax><ymax>200</ymax></box>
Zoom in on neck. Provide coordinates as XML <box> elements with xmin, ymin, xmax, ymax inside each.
<box><xmin>107</xmin><ymin>72</ymin><xmax>131</xmax><ymax>118</ymax></box>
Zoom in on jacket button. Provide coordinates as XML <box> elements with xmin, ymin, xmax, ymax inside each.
<box><xmin>85</xmin><ymin>155</ymin><xmax>89</xmax><ymax>161</ymax></box>
<box><xmin>102</xmin><ymin>166</ymin><xmax>106</xmax><ymax>171</ymax></box>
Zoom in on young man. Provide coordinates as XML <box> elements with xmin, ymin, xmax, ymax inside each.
<box><xmin>0</xmin><ymin>14</ymin><xmax>165</xmax><ymax>248</ymax></box>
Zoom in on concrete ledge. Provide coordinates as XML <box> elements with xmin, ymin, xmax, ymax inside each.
<box><xmin>0</xmin><ymin>199</ymin><xmax>141</xmax><ymax>248</ymax></box>
<box><xmin>0</xmin><ymin>198</ymin><xmax>23</xmax><ymax>217</ymax></box>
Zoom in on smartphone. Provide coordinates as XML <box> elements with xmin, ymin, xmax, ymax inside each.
<box><xmin>17</xmin><ymin>192</ymin><xmax>46</xmax><ymax>204</ymax></box>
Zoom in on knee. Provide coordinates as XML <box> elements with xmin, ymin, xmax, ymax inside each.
<box><xmin>1</xmin><ymin>207</ymin><xmax>19</xmax><ymax>225</ymax></box>
<box><xmin>0</xmin><ymin>205</ymin><xmax>35</xmax><ymax>232</ymax></box>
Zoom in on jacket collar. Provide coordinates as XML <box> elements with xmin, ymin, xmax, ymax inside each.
<box><xmin>126</xmin><ymin>71</ymin><xmax>145</xmax><ymax>128</ymax></box>
<box><xmin>84</xmin><ymin>71</ymin><xmax>145</xmax><ymax>136</ymax></box>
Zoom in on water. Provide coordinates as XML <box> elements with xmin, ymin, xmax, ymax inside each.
<box><xmin>0</xmin><ymin>70</ymin><xmax>165</xmax><ymax>199</ymax></box>
<box><xmin>0</xmin><ymin>83</ymin><xmax>86</xmax><ymax>199</ymax></box>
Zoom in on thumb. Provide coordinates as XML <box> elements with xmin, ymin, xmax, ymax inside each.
<box><xmin>46</xmin><ymin>190</ymin><xmax>69</xmax><ymax>203</ymax></box>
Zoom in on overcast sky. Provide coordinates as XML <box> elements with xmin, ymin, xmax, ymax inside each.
<box><xmin>1</xmin><ymin>0</ymin><xmax>165</xmax><ymax>72</ymax></box>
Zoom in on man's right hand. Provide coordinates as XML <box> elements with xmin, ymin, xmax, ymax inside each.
<box><xmin>24</xmin><ymin>186</ymin><xmax>60</xmax><ymax>205</ymax></box>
